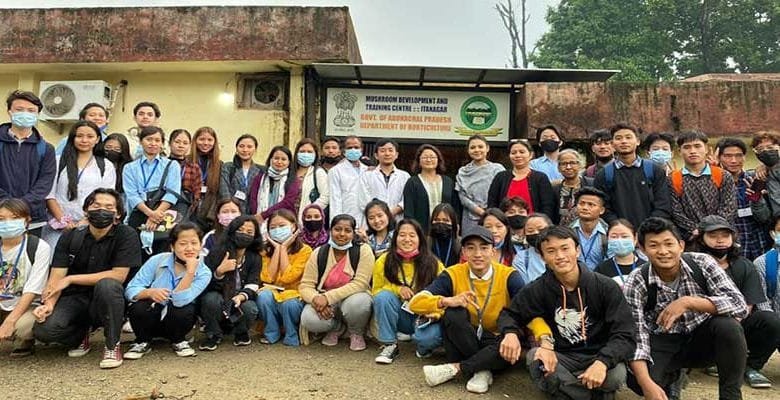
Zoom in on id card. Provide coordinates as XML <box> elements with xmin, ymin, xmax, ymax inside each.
<box><xmin>201</xmin><ymin>185</ymin><xmax>208</xmax><ymax>194</ymax></box>
<box><xmin>234</xmin><ymin>190</ymin><xmax>247</xmax><ymax>201</ymax></box>
<box><xmin>401</xmin><ymin>300</ymin><xmax>414</xmax><ymax>315</ymax></box>
<box><xmin>476</xmin><ymin>324</ymin><xmax>484</xmax><ymax>340</ymax></box>
<box><xmin>737</xmin><ymin>207</ymin><xmax>753</xmax><ymax>218</ymax></box>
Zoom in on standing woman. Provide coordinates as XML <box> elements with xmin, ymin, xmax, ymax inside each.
<box><xmin>456</xmin><ymin>135</ymin><xmax>505</xmax><ymax>232</ymax></box>
<box><xmin>299</xmin><ymin>214</ymin><xmax>374</xmax><ymax>350</ymax></box>
<box><xmin>249</xmin><ymin>145</ymin><xmax>302</xmax><ymax>226</ymax></box>
<box><xmin>220</xmin><ymin>134</ymin><xmax>264</xmax><ymax>215</ymax></box>
<box><xmin>44</xmin><ymin>121</ymin><xmax>116</xmax><ymax>246</ymax></box>
<box><xmin>403</xmin><ymin>145</ymin><xmax>460</xmax><ymax>233</ymax></box>
<box><xmin>256</xmin><ymin>209</ymin><xmax>313</xmax><ymax>346</ymax></box>
<box><xmin>300</xmin><ymin>204</ymin><xmax>329</xmax><ymax>249</ymax></box>
<box><xmin>294</xmin><ymin>138</ymin><xmax>329</xmax><ymax>221</ymax></box>
<box><xmin>487</xmin><ymin>139</ymin><xmax>556</xmax><ymax>220</ymax></box>
<box><xmin>167</xmin><ymin>129</ymin><xmax>202</xmax><ymax>217</ymax></box>
<box><xmin>100</xmin><ymin>133</ymin><xmax>133</xmax><ymax>193</ymax></box>
<box><xmin>428</xmin><ymin>203</ymin><xmax>462</xmax><ymax>267</ymax></box>
<box><xmin>190</xmin><ymin>127</ymin><xmax>222</xmax><ymax>231</ymax></box>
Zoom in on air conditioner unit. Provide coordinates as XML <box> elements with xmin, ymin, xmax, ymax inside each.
<box><xmin>38</xmin><ymin>80</ymin><xmax>111</xmax><ymax>122</ymax></box>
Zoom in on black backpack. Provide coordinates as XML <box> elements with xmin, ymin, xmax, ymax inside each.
<box><xmin>641</xmin><ymin>254</ymin><xmax>710</xmax><ymax>312</ymax></box>
<box><xmin>316</xmin><ymin>244</ymin><xmax>361</xmax><ymax>286</ymax></box>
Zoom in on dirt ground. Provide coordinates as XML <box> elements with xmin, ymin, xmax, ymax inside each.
<box><xmin>1</xmin><ymin>332</ymin><xmax>777</xmax><ymax>400</ymax></box>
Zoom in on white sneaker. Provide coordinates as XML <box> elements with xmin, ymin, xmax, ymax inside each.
<box><xmin>423</xmin><ymin>364</ymin><xmax>459</xmax><ymax>387</ymax></box>
<box><xmin>67</xmin><ymin>334</ymin><xmax>90</xmax><ymax>358</ymax></box>
<box><xmin>396</xmin><ymin>332</ymin><xmax>412</xmax><ymax>342</ymax></box>
<box><xmin>124</xmin><ymin>342</ymin><xmax>151</xmax><ymax>360</ymax></box>
<box><xmin>122</xmin><ymin>320</ymin><xmax>134</xmax><ymax>334</ymax></box>
<box><xmin>466</xmin><ymin>370</ymin><xmax>493</xmax><ymax>394</ymax></box>
<box><xmin>375</xmin><ymin>343</ymin><xmax>399</xmax><ymax>364</ymax></box>
<box><xmin>172</xmin><ymin>340</ymin><xmax>195</xmax><ymax>357</ymax></box>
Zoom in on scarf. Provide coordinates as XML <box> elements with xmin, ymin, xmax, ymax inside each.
<box><xmin>300</xmin><ymin>204</ymin><xmax>329</xmax><ymax>248</ymax></box>
<box><xmin>257</xmin><ymin>167</ymin><xmax>289</xmax><ymax>212</ymax></box>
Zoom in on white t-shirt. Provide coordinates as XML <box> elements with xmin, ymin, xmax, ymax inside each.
<box><xmin>47</xmin><ymin>156</ymin><xmax>117</xmax><ymax>222</ymax></box>
<box><xmin>0</xmin><ymin>236</ymin><xmax>51</xmax><ymax>311</ymax></box>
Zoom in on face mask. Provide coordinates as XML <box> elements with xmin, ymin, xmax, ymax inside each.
<box><xmin>345</xmin><ymin>148</ymin><xmax>362</xmax><ymax>162</ymax></box>
<box><xmin>703</xmin><ymin>244</ymin><xmax>731</xmax><ymax>259</ymax></box>
<box><xmin>758</xmin><ymin>150</ymin><xmax>780</xmax><ymax>168</ymax></box>
<box><xmin>540</xmin><ymin>140</ymin><xmax>560</xmax><ymax>153</ymax></box>
<box><xmin>10</xmin><ymin>111</ymin><xmax>37</xmax><ymax>128</ymax></box>
<box><xmin>104</xmin><ymin>150</ymin><xmax>123</xmax><ymax>163</ymax></box>
<box><xmin>321</xmin><ymin>155</ymin><xmax>342</xmax><ymax>164</ymax></box>
<box><xmin>396</xmin><ymin>248</ymin><xmax>420</xmax><ymax>261</ymax></box>
<box><xmin>218</xmin><ymin>212</ymin><xmax>240</xmax><ymax>227</ymax></box>
<box><xmin>507</xmin><ymin>215</ymin><xmax>528</xmax><ymax>230</ymax></box>
<box><xmin>234</xmin><ymin>232</ymin><xmax>255</xmax><ymax>249</ymax></box>
<box><xmin>773</xmin><ymin>232</ymin><xmax>780</xmax><ymax>247</ymax></box>
<box><xmin>596</xmin><ymin>155</ymin><xmax>614</xmax><ymax>163</ymax></box>
<box><xmin>0</xmin><ymin>219</ymin><xmax>26</xmax><ymax>239</ymax></box>
<box><xmin>525</xmin><ymin>234</ymin><xmax>540</xmax><ymax>248</ymax></box>
<box><xmin>511</xmin><ymin>234</ymin><xmax>524</xmax><ymax>245</ymax></box>
<box><xmin>649</xmin><ymin>149</ymin><xmax>673</xmax><ymax>165</ymax></box>
<box><xmin>269</xmin><ymin>225</ymin><xmax>293</xmax><ymax>243</ymax></box>
<box><xmin>86</xmin><ymin>209</ymin><xmax>116</xmax><ymax>229</ymax></box>
<box><xmin>174</xmin><ymin>255</ymin><xmax>190</xmax><ymax>266</ymax></box>
<box><xmin>494</xmin><ymin>239</ymin><xmax>504</xmax><ymax>249</ymax></box>
<box><xmin>303</xmin><ymin>219</ymin><xmax>324</xmax><ymax>232</ymax></box>
<box><xmin>328</xmin><ymin>237</ymin><xmax>353</xmax><ymax>251</ymax></box>
<box><xmin>297</xmin><ymin>152</ymin><xmax>316</xmax><ymax>167</ymax></box>
<box><xmin>429</xmin><ymin>222</ymin><xmax>452</xmax><ymax>238</ymax></box>
<box><xmin>607</xmin><ymin>238</ymin><xmax>635</xmax><ymax>258</ymax></box>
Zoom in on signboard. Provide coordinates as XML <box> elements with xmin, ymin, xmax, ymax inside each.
<box><xmin>324</xmin><ymin>87</ymin><xmax>511</xmax><ymax>142</ymax></box>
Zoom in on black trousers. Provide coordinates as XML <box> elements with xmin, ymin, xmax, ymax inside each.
<box><xmin>743</xmin><ymin>310</ymin><xmax>780</xmax><ymax>370</ymax></box>
<box><xmin>33</xmin><ymin>278</ymin><xmax>125</xmax><ymax>348</ymax></box>
<box><xmin>627</xmin><ymin>316</ymin><xmax>746</xmax><ymax>400</ymax></box>
<box><xmin>441</xmin><ymin>307</ymin><xmax>511</xmax><ymax>377</ymax></box>
<box><xmin>128</xmin><ymin>299</ymin><xmax>196</xmax><ymax>343</ymax></box>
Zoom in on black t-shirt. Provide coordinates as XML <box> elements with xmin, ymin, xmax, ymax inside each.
<box><xmin>51</xmin><ymin>224</ymin><xmax>142</xmax><ymax>296</ymax></box>
<box><xmin>595</xmin><ymin>257</ymin><xmax>639</xmax><ymax>279</ymax></box>
<box><xmin>725</xmin><ymin>257</ymin><xmax>768</xmax><ymax>306</ymax></box>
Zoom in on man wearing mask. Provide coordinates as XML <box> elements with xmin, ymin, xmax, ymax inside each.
<box><xmin>0</xmin><ymin>91</ymin><xmax>56</xmax><ymax>236</ymax></box>
<box><xmin>499</xmin><ymin>196</ymin><xmax>529</xmax><ymax>245</ymax></box>
<box><xmin>642</xmin><ymin>133</ymin><xmax>676</xmax><ymax>176</ymax></box>
<box><xmin>328</xmin><ymin>136</ymin><xmax>368</xmax><ymax>225</ymax></box>
<box><xmin>530</xmin><ymin>125</ymin><xmax>565</xmax><ymax>182</ymax></box>
<box><xmin>751</xmin><ymin>131</ymin><xmax>780</xmax><ymax>220</ymax></box>
<box><xmin>320</xmin><ymin>137</ymin><xmax>342</xmax><ymax>172</ymax></box>
<box><xmin>583</xmin><ymin>129</ymin><xmax>613</xmax><ymax>178</ymax></box>
<box><xmin>33</xmin><ymin>188</ymin><xmax>142</xmax><ymax>369</ymax></box>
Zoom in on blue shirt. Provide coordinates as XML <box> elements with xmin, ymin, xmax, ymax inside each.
<box><xmin>529</xmin><ymin>155</ymin><xmax>563</xmax><ymax>181</ymax></box>
<box><xmin>682</xmin><ymin>163</ymin><xmax>712</xmax><ymax>176</ymax></box>
<box><xmin>512</xmin><ymin>245</ymin><xmax>546</xmax><ymax>284</ymax></box>
<box><xmin>125</xmin><ymin>252</ymin><xmax>212</xmax><ymax>307</ymax></box>
<box><xmin>570</xmin><ymin>218</ymin><xmax>608</xmax><ymax>270</ymax></box>
<box><xmin>122</xmin><ymin>155</ymin><xmax>182</xmax><ymax>212</ymax></box>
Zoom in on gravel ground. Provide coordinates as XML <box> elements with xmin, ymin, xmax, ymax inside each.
<box><xmin>0</xmin><ymin>332</ymin><xmax>777</xmax><ymax>400</ymax></box>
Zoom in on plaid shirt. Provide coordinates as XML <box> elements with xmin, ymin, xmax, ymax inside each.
<box><xmin>175</xmin><ymin>159</ymin><xmax>202</xmax><ymax>205</ymax></box>
<box><xmin>751</xmin><ymin>252</ymin><xmax>780</xmax><ymax>313</ymax></box>
<box><xmin>623</xmin><ymin>252</ymin><xmax>748</xmax><ymax>363</ymax></box>
<box><xmin>734</xmin><ymin>171</ymin><xmax>772</xmax><ymax>261</ymax></box>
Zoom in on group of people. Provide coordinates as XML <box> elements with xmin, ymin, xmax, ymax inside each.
<box><xmin>0</xmin><ymin>89</ymin><xmax>778</xmax><ymax>400</ymax></box>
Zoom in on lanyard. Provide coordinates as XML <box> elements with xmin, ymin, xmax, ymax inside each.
<box><xmin>433</xmin><ymin>238</ymin><xmax>453</xmax><ymax>266</ymax></box>
<box><xmin>612</xmin><ymin>257</ymin><xmax>637</xmax><ymax>283</ymax></box>
<box><xmin>199</xmin><ymin>159</ymin><xmax>208</xmax><ymax>183</ymax></box>
<box><xmin>239</xmin><ymin>168</ymin><xmax>249</xmax><ymax>189</ymax></box>
<box><xmin>76</xmin><ymin>156</ymin><xmax>94</xmax><ymax>183</ymax></box>
<box><xmin>0</xmin><ymin>236</ymin><xmax>27</xmax><ymax>293</ymax></box>
<box><xmin>580</xmin><ymin>230</ymin><xmax>599</xmax><ymax>262</ymax></box>
<box><xmin>467</xmin><ymin>270</ymin><xmax>496</xmax><ymax>333</ymax></box>
<box><xmin>399</xmin><ymin>263</ymin><xmax>412</xmax><ymax>287</ymax></box>
<box><xmin>140</xmin><ymin>158</ymin><xmax>160</xmax><ymax>190</ymax></box>
<box><xmin>524</xmin><ymin>249</ymin><xmax>530</xmax><ymax>272</ymax></box>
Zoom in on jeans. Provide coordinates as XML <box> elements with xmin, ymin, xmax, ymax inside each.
<box><xmin>300</xmin><ymin>292</ymin><xmax>372</xmax><ymax>335</ymax></box>
<box><xmin>256</xmin><ymin>290</ymin><xmax>304</xmax><ymax>346</ymax></box>
<box><xmin>526</xmin><ymin>348</ymin><xmax>626</xmax><ymax>400</ymax></box>
<box><xmin>199</xmin><ymin>291</ymin><xmax>258</xmax><ymax>339</ymax></box>
<box><xmin>441</xmin><ymin>307</ymin><xmax>511</xmax><ymax>377</ymax></box>
<box><xmin>127</xmin><ymin>299</ymin><xmax>196</xmax><ymax>343</ymax></box>
<box><xmin>33</xmin><ymin>278</ymin><xmax>125</xmax><ymax>348</ymax></box>
<box><xmin>373</xmin><ymin>290</ymin><xmax>442</xmax><ymax>354</ymax></box>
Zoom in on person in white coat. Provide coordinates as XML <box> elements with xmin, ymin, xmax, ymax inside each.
<box><xmin>328</xmin><ymin>136</ymin><xmax>368</xmax><ymax>226</ymax></box>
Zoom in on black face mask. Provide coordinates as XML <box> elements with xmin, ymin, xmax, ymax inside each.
<box><xmin>321</xmin><ymin>155</ymin><xmax>342</xmax><ymax>164</ymax></box>
<box><xmin>703</xmin><ymin>244</ymin><xmax>731</xmax><ymax>259</ymax></box>
<box><xmin>540</xmin><ymin>140</ymin><xmax>560</xmax><ymax>153</ymax></box>
<box><xmin>174</xmin><ymin>255</ymin><xmax>189</xmax><ymax>266</ymax></box>
<box><xmin>104</xmin><ymin>150</ymin><xmax>123</xmax><ymax>163</ymax></box>
<box><xmin>525</xmin><ymin>234</ymin><xmax>540</xmax><ymax>248</ymax></box>
<box><xmin>87</xmin><ymin>209</ymin><xmax>116</xmax><ymax>229</ymax></box>
<box><xmin>303</xmin><ymin>219</ymin><xmax>324</xmax><ymax>232</ymax></box>
<box><xmin>234</xmin><ymin>232</ymin><xmax>254</xmax><ymax>249</ymax></box>
<box><xmin>507</xmin><ymin>215</ymin><xmax>528</xmax><ymax>230</ymax></box>
<box><xmin>596</xmin><ymin>155</ymin><xmax>614</xmax><ymax>163</ymax></box>
<box><xmin>757</xmin><ymin>150</ymin><xmax>780</xmax><ymax>167</ymax></box>
<box><xmin>430</xmin><ymin>222</ymin><xmax>453</xmax><ymax>238</ymax></box>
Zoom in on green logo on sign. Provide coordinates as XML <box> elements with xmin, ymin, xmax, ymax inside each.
<box><xmin>460</xmin><ymin>96</ymin><xmax>498</xmax><ymax>131</ymax></box>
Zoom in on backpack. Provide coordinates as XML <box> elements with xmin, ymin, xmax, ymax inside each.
<box><xmin>669</xmin><ymin>166</ymin><xmax>724</xmax><ymax>197</ymax></box>
<box><xmin>316</xmin><ymin>244</ymin><xmax>361</xmax><ymax>286</ymax></box>
<box><xmin>21</xmin><ymin>234</ymin><xmax>39</xmax><ymax>265</ymax></box>
<box><xmin>57</xmin><ymin>156</ymin><xmax>106</xmax><ymax>181</ymax></box>
<box><xmin>641</xmin><ymin>254</ymin><xmax>710</xmax><ymax>312</ymax></box>
<box><xmin>0</xmin><ymin>138</ymin><xmax>47</xmax><ymax>161</ymax></box>
<box><xmin>603</xmin><ymin>159</ymin><xmax>655</xmax><ymax>192</ymax></box>
<box><xmin>765</xmin><ymin>249</ymin><xmax>778</xmax><ymax>299</ymax></box>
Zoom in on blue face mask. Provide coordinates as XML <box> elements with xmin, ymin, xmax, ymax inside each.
<box><xmin>0</xmin><ymin>219</ymin><xmax>26</xmax><ymax>239</ymax></box>
<box><xmin>649</xmin><ymin>149</ymin><xmax>672</xmax><ymax>165</ymax></box>
<box><xmin>139</xmin><ymin>230</ymin><xmax>155</xmax><ymax>255</ymax></box>
<box><xmin>11</xmin><ymin>111</ymin><xmax>38</xmax><ymax>128</ymax></box>
<box><xmin>328</xmin><ymin>237</ymin><xmax>353</xmax><ymax>251</ymax></box>
<box><xmin>774</xmin><ymin>232</ymin><xmax>780</xmax><ymax>247</ymax></box>
<box><xmin>607</xmin><ymin>238</ymin><xmax>635</xmax><ymax>258</ymax></box>
<box><xmin>296</xmin><ymin>152</ymin><xmax>316</xmax><ymax>167</ymax></box>
<box><xmin>345</xmin><ymin>148</ymin><xmax>362</xmax><ymax>162</ymax></box>
<box><xmin>269</xmin><ymin>225</ymin><xmax>293</xmax><ymax>243</ymax></box>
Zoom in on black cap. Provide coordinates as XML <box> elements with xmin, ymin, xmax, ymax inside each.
<box><xmin>698</xmin><ymin>215</ymin><xmax>736</xmax><ymax>234</ymax></box>
<box><xmin>460</xmin><ymin>226</ymin><xmax>494</xmax><ymax>246</ymax></box>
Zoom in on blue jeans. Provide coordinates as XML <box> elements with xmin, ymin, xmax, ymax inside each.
<box><xmin>256</xmin><ymin>290</ymin><xmax>304</xmax><ymax>346</ymax></box>
<box><xmin>373</xmin><ymin>290</ymin><xmax>442</xmax><ymax>354</ymax></box>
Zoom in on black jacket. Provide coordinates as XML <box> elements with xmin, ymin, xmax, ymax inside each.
<box><xmin>487</xmin><ymin>170</ymin><xmax>557</xmax><ymax>221</ymax></box>
<box><xmin>592</xmin><ymin>159</ymin><xmax>671</xmax><ymax>227</ymax></box>
<box><xmin>498</xmin><ymin>264</ymin><xmax>636</xmax><ymax>369</ymax></box>
<box><xmin>403</xmin><ymin>175</ymin><xmax>461</xmax><ymax>233</ymax></box>
<box><xmin>204</xmin><ymin>248</ymin><xmax>261</xmax><ymax>301</ymax></box>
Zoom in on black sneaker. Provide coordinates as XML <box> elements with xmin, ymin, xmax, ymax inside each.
<box><xmin>198</xmin><ymin>336</ymin><xmax>221</xmax><ymax>351</ymax></box>
<box><xmin>745</xmin><ymin>368</ymin><xmax>772</xmax><ymax>389</ymax></box>
<box><xmin>233</xmin><ymin>333</ymin><xmax>252</xmax><ymax>346</ymax></box>
<box><xmin>9</xmin><ymin>340</ymin><xmax>34</xmax><ymax>358</ymax></box>
<box><xmin>375</xmin><ymin>343</ymin><xmax>399</xmax><ymax>364</ymax></box>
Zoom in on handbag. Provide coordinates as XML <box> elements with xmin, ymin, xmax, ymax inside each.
<box><xmin>127</xmin><ymin>159</ymin><xmax>192</xmax><ymax>230</ymax></box>
<box><xmin>308</xmin><ymin>167</ymin><xmax>320</xmax><ymax>204</ymax></box>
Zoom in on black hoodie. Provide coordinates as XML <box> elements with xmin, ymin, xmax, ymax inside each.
<box><xmin>498</xmin><ymin>264</ymin><xmax>636</xmax><ymax>369</ymax></box>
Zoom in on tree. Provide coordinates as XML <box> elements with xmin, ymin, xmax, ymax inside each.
<box><xmin>496</xmin><ymin>0</ymin><xmax>531</xmax><ymax>68</ymax></box>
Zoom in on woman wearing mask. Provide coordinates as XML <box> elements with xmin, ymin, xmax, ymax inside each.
<box><xmin>167</xmin><ymin>129</ymin><xmax>202</xmax><ymax>217</ymax></box>
<box><xmin>220</xmin><ymin>134</ymin><xmax>264</xmax><ymax>214</ymax></box>
<box><xmin>201</xmin><ymin>199</ymin><xmax>242</xmax><ymax>257</ymax></box>
<box><xmin>44</xmin><ymin>121</ymin><xmax>116</xmax><ymax>247</ymax></box>
<box><xmin>256</xmin><ymin>210</ymin><xmax>313</xmax><ymax>346</ymax></box>
<box><xmin>0</xmin><ymin>199</ymin><xmax>52</xmax><ymax>357</ymax></box>
<box><xmin>428</xmin><ymin>203</ymin><xmax>461</xmax><ymax>267</ymax></box>
<box><xmin>479</xmin><ymin>208</ymin><xmax>515</xmax><ymax>266</ymax></box>
<box><xmin>642</xmin><ymin>133</ymin><xmax>676</xmax><ymax>175</ymax></box>
<box><xmin>300</xmin><ymin>204</ymin><xmax>329</xmax><ymax>249</ymax></box>
<box><xmin>594</xmin><ymin>219</ymin><xmax>644</xmax><ymax>287</ymax></box>
<box><xmin>403</xmin><ymin>145</ymin><xmax>460</xmax><ymax>233</ymax></box>
<box><xmin>372</xmin><ymin>219</ymin><xmax>444</xmax><ymax>364</ymax></box>
<box><xmin>124</xmin><ymin>222</ymin><xmax>211</xmax><ymax>359</ymax></box>
<box><xmin>360</xmin><ymin>199</ymin><xmax>395</xmax><ymax>257</ymax></box>
<box><xmin>294</xmin><ymin>138</ymin><xmax>329</xmax><ymax>221</ymax></box>
<box><xmin>190</xmin><ymin>127</ymin><xmax>222</xmax><ymax>231</ymax></box>
<box><xmin>456</xmin><ymin>135</ymin><xmax>505</xmax><ymax>232</ymax></box>
<box><xmin>249</xmin><ymin>146</ymin><xmax>302</xmax><ymax>226</ymax></box>
<box><xmin>499</xmin><ymin>196</ymin><xmax>530</xmax><ymax>245</ymax></box>
<box><xmin>198</xmin><ymin>215</ymin><xmax>262</xmax><ymax>350</ymax></box>
<box><xmin>101</xmin><ymin>133</ymin><xmax>132</xmax><ymax>193</ymax></box>
<box><xmin>511</xmin><ymin>213</ymin><xmax>551</xmax><ymax>284</ymax></box>
<box><xmin>299</xmin><ymin>214</ymin><xmax>375</xmax><ymax>350</ymax></box>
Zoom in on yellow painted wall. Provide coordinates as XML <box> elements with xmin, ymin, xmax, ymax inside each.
<box><xmin>0</xmin><ymin>68</ymin><xmax>306</xmax><ymax>163</ymax></box>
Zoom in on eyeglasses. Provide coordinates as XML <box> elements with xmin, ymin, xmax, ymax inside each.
<box><xmin>559</xmin><ymin>161</ymin><xmax>580</xmax><ymax>167</ymax></box>
<box><xmin>420</xmin><ymin>156</ymin><xmax>438</xmax><ymax>161</ymax></box>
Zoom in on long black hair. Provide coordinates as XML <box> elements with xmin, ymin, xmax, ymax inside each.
<box><xmin>232</xmin><ymin>134</ymin><xmax>258</xmax><ymax>167</ymax></box>
<box><xmin>364</xmin><ymin>199</ymin><xmax>396</xmax><ymax>235</ymax></box>
<box><xmin>211</xmin><ymin>215</ymin><xmax>263</xmax><ymax>260</ymax></box>
<box><xmin>264</xmin><ymin>209</ymin><xmax>304</xmax><ymax>257</ymax></box>
<box><xmin>479</xmin><ymin>208</ymin><xmax>515</xmax><ymax>263</ymax></box>
<box><xmin>59</xmin><ymin>120</ymin><xmax>104</xmax><ymax>201</ymax></box>
<box><xmin>383</xmin><ymin>219</ymin><xmax>440</xmax><ymax>293</ymax></box>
